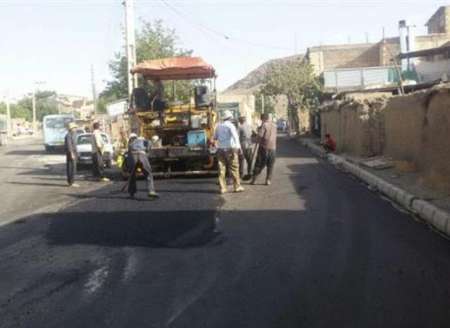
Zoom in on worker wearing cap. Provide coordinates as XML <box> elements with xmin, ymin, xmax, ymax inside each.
<box><xmin>127</xmin><ymin>133</ymin><xmax>159</xmax><ymax>199</ymax></box>
<box><xmin>64</xmin><ymin>122</ymin><xmax>79</xmax><ymax>187</ymax></box>
<box><xmin>214</xmin><ymin>110</ymin><xmax>245</xmax><ymax>194</ymax></box>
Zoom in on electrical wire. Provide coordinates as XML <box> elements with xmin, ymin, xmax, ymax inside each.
<box><xmin>159</xmin><ymin>0</ymin><xmax>297</xmax><ymax>52</ymax></box>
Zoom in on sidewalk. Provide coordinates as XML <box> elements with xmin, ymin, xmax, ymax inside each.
<box><xmin>300</xmin><ymin>137</ymin><xmax>450</xmax><ymax>238</ymax></box>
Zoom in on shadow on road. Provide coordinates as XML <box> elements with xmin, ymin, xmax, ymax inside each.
<box><xmin>8</xmin><ymin>181</ymin><xmax>68</xmax><ymax>188</ymax></box>
<box><xmin>6</xmin><ymin>149</ymin><xmax>48</xmax><ymax>156</ymax></box>
<box><xmin>46</xmin><ymin>210</ymin><xmax>221</xmax><ymax>248</ymax></box>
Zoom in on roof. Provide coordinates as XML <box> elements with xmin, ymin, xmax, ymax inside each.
<box><xmin>307</xmin><ymin>43</ymin><xmax>376</xmax><ymax>53</ymax></box>
<box><xmin>131</xmin><ymin>56</ymin><xmax>216</xmax><ymax>80</ymax></box>
<box><xmin>399</xmin><ymin>45</ymin><xmax>450</xmax><ymax>59</ymax></box>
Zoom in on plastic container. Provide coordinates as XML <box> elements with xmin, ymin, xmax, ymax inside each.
<box><xmin>187</xmin><ymin>130</ymin><xmax>206</xmax><ymax>147</ymax></box>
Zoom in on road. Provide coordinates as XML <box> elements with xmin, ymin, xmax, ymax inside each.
<box><xmin>0</xmin><ymin>136</ymin><xmax>449</xmax><ymax>328</ymax></box>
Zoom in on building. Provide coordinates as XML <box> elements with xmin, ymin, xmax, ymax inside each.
<box><xmin>307</xmin><ymin>6</ymin><xmax>450</xmax><ymax>91</ymax></box>
<box><xmin>426</xmin><ymin>6</ymin><xmax>450</xmax><ymax>34</ymax></box>
<box><xmin>56</xmin><ymin>95</ymin><xmax>94</xmax><ymax>120</ymax></box>
<box><xmin>399</xmin><ymin>43</ymin><xmax>450</xmax><ymax>82</ymax></box>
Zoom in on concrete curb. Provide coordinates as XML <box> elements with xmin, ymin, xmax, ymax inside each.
<box><xmin>300</xmin><ymin>138</ymin><xmax>450</xmax><ymax>237</ymax></box>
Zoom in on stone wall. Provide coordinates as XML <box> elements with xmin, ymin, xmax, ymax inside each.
<box><xmin>385</xmin><ymin>87</ymin><xmax>450</xmax><ymax>192</ymax></box>
<box><xmin>321</xmin><ymin>94</ymin><xmax>390</xmax><ymax>156</ymax></box>
<box><xmin>320</xmin><ymin>85</ymin><xmax>450</xmax><ymax>192</ymax></box>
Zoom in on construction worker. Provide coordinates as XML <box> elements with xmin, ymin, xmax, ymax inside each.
<box><xmin>91</xmin><ymin>122</ymin><xmax>109</xmax><ymax>182</ymax></box>
<box><xmin>238</xmin><ymin>115</ymin><xmax>254</xmax><ymax>179</ymax></box>
<box><xmin>322</xmin><ymin>133</ymin><xmax>337</xmax><ymax>153</ymax></box>
<box><xmin>251</xmin><ymin>113</ymin><xmax>277</xmax><ymax>186</ymax></box>
<box><xmin>127</xmin><ymin>133</ymin><xmax>159</xmax><ymax>199</ymax></box>
<box><xmin>214</xmin><ymin>110</ymin><xmax>245</xmax><ymax>194</ymax></box>
<box><xmin>64</xmin><ymin>122</ymin><xmax>79</xmax><ymax>187</ymax></box>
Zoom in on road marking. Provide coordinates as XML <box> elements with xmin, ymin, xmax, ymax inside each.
<box><xmin>84</xmin><ymin>265</ymin><xmax>110</xmax><ymax>295</ymax></box>
<box><xmin>123</xmin><ymin>250</ymin><xmax>139</xmax><ymax>282</ymax></box>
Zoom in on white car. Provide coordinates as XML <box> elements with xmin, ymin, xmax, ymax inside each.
<box><xmin>76</xmin><ymin>133</ymin><xmax>114</xmax><ymax>168</ymax></box>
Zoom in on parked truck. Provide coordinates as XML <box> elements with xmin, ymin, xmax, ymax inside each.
<box><xmin>123</xmin><ymin>56</ymin><xmax>218</xmax><ymax>177</ymax></box>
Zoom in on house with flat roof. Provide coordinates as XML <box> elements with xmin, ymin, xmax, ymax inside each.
<box><xmin>307</xmin><ymin>6</ymin><xmax>450</xmax><ymax>91</ymax></box>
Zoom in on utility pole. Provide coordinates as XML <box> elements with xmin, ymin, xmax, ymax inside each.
<box><xmin>91</xmin><ymin>65</ymin><xmax>97</xmax><ymax>115</ymax></box>
<box><xmin>124</xmin><ymin>0</ymin><xmax>137</xmax><ymax>97</ymax></box>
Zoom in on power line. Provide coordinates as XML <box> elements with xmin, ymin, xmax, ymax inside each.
<box><xmin>159</xmin><ymin>0</ymin><xmax>299</xmax><ymax>52</ymax></box>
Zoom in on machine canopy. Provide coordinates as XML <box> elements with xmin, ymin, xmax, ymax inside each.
<box><xmin>131</xmin><ymin>56</ymin><xmax>216</xmax><ymax>81</ymax></box>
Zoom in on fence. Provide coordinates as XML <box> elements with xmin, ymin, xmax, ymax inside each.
<box><xmin>324</xmin><ymin>66</ymin><xmax>399</xmax><ymax>92</ymax></box>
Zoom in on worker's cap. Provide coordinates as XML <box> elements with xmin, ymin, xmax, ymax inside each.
<box><xmin>68</xmin><ymin>122</ymin><xmax>77</xmax><ymax>130</ymax></box>
<box><xmin>129</xmin><ymin>133</ymin><xmax>138</xmax><ymax>139</ymax></box>
<box><xmin>222</xmin><ymin>110</ymin><xmax>233</xmax><ymax>120</ymax></box>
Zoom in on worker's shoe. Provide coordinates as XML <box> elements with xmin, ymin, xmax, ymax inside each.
<box><xmin>250</xmin><ymin>177</ymin><xmax>257</xmax><ymax>185</ymax></box>
<box><xmin>100</xmin><ymin>177</ymin><xmax>110</xmax><ymax>182</ymax></box>
<box><xmin>265</xmin><ymin>179</ymin><xmax>271</xmax><ymax>186</ymax></box>
<box><xmin>234</xmin><ymin>186</ymin><xmax>245</xmax><ymax>193</ymax></box>
<box><xmin>69</xmin><ymin>183</ymin><xmax>80</xmax><ymax>188</ymax></box>
<box><xmin>148</xmin><ymin>191</ymin><xmax>160</xmax><ymax>199</ymax></box>
<box><xmin>220</xmin><ymin>189</ymin><xmax>227</xmax><ymax>195</ymax></box>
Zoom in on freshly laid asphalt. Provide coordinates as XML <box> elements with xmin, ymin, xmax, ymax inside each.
<box><xmin>1</xmin><ymin>136</ymin><xmax>449</xmax><ymax>328</ymax></box>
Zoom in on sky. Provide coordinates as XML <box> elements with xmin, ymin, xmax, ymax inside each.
<box><xmin>0</xmin><ymin>0</ymin><xmax>449</xmax><ymax>101</ymax></box>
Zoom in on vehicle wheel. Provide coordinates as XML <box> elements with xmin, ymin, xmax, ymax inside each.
<box><xmin>45</xmin><ymin>145</ymin><xmax>52</xmax><ymax>153</ymax></box>
<box><xmin>105</xmin><ymin>159</ymin><xmax>113</xmax><ymax>169</ymax></box>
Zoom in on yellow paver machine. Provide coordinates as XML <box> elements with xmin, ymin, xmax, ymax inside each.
<box><xmin>127</xmin><ymin>56</ymin><xmax>218</xmax><ymax>177</ymax></box>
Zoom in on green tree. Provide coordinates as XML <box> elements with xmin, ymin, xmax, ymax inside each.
<box><xmin>254</xmin><ymin>91</ymin><xmax>276</xmax><ymax>114</ymax></box>
<box><xmin>260</xmin><ymin>58</ymin><xmax>322</xmax><ymax>132</ymax></box>
<box><xmin>101</xmin><ymin>19</ymin><xmax>193</xmax><ymax>102</ymax></box>
<box><xmin>5</xmin><ymin>91</ymin><xmax>58</xmax><ymax>122</ymax></box>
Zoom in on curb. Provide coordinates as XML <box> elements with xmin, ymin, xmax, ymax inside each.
<box><xmin>300</xmin><ymin>138</ymin><xmax>450</xmax><ymax>237</ymax></box>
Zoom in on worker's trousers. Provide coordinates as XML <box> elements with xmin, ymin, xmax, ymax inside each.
<box><xmin>239</xmin><ymin>147</ymin><xmax>253</xmax><ymax>177</ymax></box>
<box><xmin>66</xmin><ymin>154</ymin><xmax>77</xmax><ymax>185</ymax></box>
<box><xmin>92</xmin><ymin>151</ymin><xmax>104</xmax><ymax>179</ymax></box>
<box><xmin>218</xmin><ymin>149</ymin><xmax>241</xmax><ymax>191</ymax></box>
<box><xmin>253</xmin><ymin>148</ymin><xmax>276</xmax><ymax>181</ymax></box>
<box><xmin>128</xmin><ymin>151</ymin><xmax>155</xmax><ymax>196</ymax></box>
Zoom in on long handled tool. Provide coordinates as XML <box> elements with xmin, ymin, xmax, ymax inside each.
<box><xmin>121</xmin><ymin>159</ymin><xmax>139</xmax><ymax>193</ymax></box>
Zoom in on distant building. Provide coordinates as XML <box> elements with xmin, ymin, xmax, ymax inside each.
<box><xmin>56</xmin><ymin>95</ymin><xmax>94</xmax><ymax>120</ymax></box>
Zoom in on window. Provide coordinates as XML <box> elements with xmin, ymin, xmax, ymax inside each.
<box><xmin>77</xmin><ymin>135</ymin><xmax>93</xmax><ymax>145</ymax></box>
<box><xmin>45</xmin><ymin>117</ymin><xmax>73</xmax><ymax>129</ymax></box>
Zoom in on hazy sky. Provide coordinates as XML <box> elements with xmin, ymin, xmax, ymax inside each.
<box><xmin>0</xmin><ymin>0</ymin><xmax>448</xmax><ymax>100</ymax></box>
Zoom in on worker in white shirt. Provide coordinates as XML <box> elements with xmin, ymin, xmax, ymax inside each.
<box><xmin>213</xmin><ymin>110</ymin><xmax>245</xmax><ymax>194</ymax></box>
<box><xmin>91</xmin><ymin>122</ymin><xmax>110</xmax><ymax>182</ymax></box>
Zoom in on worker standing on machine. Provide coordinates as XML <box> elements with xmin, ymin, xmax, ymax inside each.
<box><xmin>127</xmin><ymin>133</ymin><xmax>159</xmax><ymax>200</ymax></box>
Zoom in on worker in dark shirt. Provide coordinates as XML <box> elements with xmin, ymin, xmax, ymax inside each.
<box><xmin>238</xmin><ymin>115</ymin><xmax>254</xmax><ymax>179</ymax></box>
<box><xmin>64</xmin><ymin>122</ymin><xmax>79</xmax><ymax>187</ymax></box>
<box><xmin>322</xmin><ymin>133</ymin><xmax>336</xmax><ymax>153</ymax></box>
<box><xmin>251</xmin><ymin>113</ymin><xmax>277</xmax><ymax>186</ymax></box>
<box><xmin>127</xmin><ymin>133</ymin><xmax>159</xmax><ymax>199</ymax></box>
